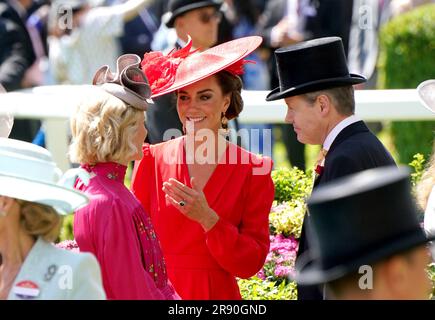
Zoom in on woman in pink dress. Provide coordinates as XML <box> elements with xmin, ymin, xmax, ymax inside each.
<box><xmin>70</xmin><ymin>54</ymin><xmax>179</xmax><ymax>300</ymax></box>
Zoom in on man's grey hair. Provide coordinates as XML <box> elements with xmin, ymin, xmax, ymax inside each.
<box><xmin>301</xmin><ymin>85</ymin><xmax>355</xmax><ymax>116</ymax></box>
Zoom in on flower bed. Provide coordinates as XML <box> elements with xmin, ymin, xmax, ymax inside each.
<box><xmin>239</xmin><ymin>167</ymin><xmax>312</xmax><ymax>300</ymax></box>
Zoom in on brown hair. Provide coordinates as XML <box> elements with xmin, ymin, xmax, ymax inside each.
<box><xmin>16</xmin><ymin>200</ymin><xmax>63</xmax><ymax>243</ymax></box>
<box><xmin>214</xmin><ymin>71</ymin><xmax>244</xmax><ymax>120</ymax></box>
<box><xmin>302</xmin><ymin>85</ymin><xmax>355</xmax><ymax>116</ymax></box>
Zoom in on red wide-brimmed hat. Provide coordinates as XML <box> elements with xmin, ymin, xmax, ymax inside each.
<box><xmin>141</xmin><ymin>36</ymin><xmax>263</xmax><ymax>98</ymax></box>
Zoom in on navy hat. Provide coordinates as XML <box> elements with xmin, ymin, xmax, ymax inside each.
<box><xmin>294</xmin><ymin>166</ymin><xmax>434</xmax><ymax>286</ymax></box>
<box><xmin>165</xmin><ymin>0</ymin><xmax>223</xmax><ymax>28</ymax></box>
<box><xmin>266</xmin><ymin>37</ymin><xmax>366</xmax><ymax>101</ymax></box>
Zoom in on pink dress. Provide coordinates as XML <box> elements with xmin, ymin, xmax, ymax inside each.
<box><xmin>74</xmin><ymin>162</ymin><xmax>179</xmax><ymax>300</ymax></box>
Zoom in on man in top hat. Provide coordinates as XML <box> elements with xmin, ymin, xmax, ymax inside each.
<box><xmin>295</xmin><ymin>166</ymin><xmax>434</xmax><ymax>300</ymax></box>
<box><xmin>266</xmin><ymin>36</ymin><xmax>397</xmax><ymax>299</ymax></box>
<box><xmin>146</xmin><ymin>0</ymin><xmax>223</xmax><ymax>144</ymax></box>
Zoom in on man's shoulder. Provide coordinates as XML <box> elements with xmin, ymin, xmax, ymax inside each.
<box><xmin>332</xmin><ymin>121</ymin><xmax>385</xmax><ymax>149</ymax></box>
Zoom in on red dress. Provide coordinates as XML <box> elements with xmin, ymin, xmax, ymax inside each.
<box><xmin>131</xmin><ymin>137</ymin><xmax>274</xmax><ymax>299</ymax></box>
<box><xmin>74</xmin><ymin>162</ymin><xmax>179</xmax><ymax>300</ymax></box>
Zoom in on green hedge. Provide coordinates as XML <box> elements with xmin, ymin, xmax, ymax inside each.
<box><xmin>378</xmin><ymin>4</ymin><xmax>435</xmax><ymax>164</ymax></box>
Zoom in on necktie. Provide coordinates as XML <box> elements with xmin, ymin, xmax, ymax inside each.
<box><xmin>314</xmin><ymin>148</ymin><xmax>328</xmax><ymax>177</ymax></box>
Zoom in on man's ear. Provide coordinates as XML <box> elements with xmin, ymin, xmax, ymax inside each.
<box><xmin>317</xmin><ymin>94</ymin><xmax>331</xmax><ymax>116</ymax></box>
<box><xmin>380</xmin><ymin>255</ymin><xmax>410</xmax><ymax>299</ymax></box>
<box><xmin>174</xmin><ymin>17</ymin><xmax>183</xmax><ymax>30</ymax></box>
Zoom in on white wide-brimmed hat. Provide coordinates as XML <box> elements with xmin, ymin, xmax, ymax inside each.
<box><xmin>417</xmin><ymin>79</ymin><xmax>435</xmax><ymax>113</ymax></box>
<box><xmin>0</xmin><ymin>84</ymin><xmax>13</xmax><ymax>138</ymax></box>
<box><xmin>0</xmin><ymin>138</ymin><xmax>89</xmax><ymax>215</ymax></box>
<box><xmin>0</xmin><ymin>114</ymin><xmax>13</xmax><ymax>138</ymax></box>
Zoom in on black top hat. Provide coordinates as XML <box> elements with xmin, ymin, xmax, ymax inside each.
<box><xmin>266</xmin><ymin>37</ymin><xmax>366</xmax><ymax>101</ymax></box>
<box><xmin>294</xmin><ymin>166</ymin><xmax>434</xmax><ymax>286</ymax></box>
<box><xmin>165</xmin><ymin>0</ymin><xmax>223</xmax><ymax>28</ymax></box>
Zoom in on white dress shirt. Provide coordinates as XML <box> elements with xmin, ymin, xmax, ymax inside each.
<box><xmin>322</xmin><ymin>115</ymin><xmax>361</xmax><ymax>151</ymax></box>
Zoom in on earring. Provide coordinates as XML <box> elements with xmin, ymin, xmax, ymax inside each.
<box><xmin>221</xmin><ymin>113</ymin><xmax>228</xmax><ymax>130</ymax></box>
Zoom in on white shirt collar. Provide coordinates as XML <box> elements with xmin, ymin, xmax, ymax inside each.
<box><xmin>323</xmin><ymin>115</ymin><xmax>360</xmax><ymax>151</ymax></box>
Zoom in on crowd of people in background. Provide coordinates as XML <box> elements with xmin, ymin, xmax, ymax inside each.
<box><xmin>1</xmin><ymin>0</ymin><xmax>433</xmax><ymax>163</ymax></box>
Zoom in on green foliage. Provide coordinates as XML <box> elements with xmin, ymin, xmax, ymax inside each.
<box><xmin>238</xmin><ymin>276</ymin><xmax>297</xmax><ymax>300</ymax></box>
<box><xmin>271</xmin><ymin>167</ymin><xmax>313</xmax><ymax>203</ymax></box>
<box><xmin>378</xmin><ymin>4</ymin><xmax>435</xmax><ymax>164</ymax></box>
<box><xmin>429</xmin><ymin>263</ymin><xmax>435</xmax><ymax>298</ymax></box>
<box><xmin>409</xmin><ymin>153</ymin><xmax>426</xmax><ymax>188</ymax></box>
<box><xmin>58</xmin><ymin>214</ymin><xmax>74</xmax><ymax>242</ymax></box>
<box><xmin>390</xmin><ymin>122</ymin><xmax>434</xmax><ymax>165</ymax></box>
<box><xmin>240</xmin><ymin>167</ymin><xmax>312</xmax><ymax>300</ymax></box>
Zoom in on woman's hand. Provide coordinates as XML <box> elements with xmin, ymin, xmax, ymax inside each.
<box><xmin>0</xmin><ymin>196</ymin><xmax>18</xmax><ymax>218</ymax></box>
<box><xmin>162</xmin><ymin>178</ymin><xmax>219</xmax><ymax>231</ymax></box>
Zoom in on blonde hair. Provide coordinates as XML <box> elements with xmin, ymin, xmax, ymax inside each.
<box><xmin>16</xmin><ymin>200</ymin><xmax>63</xmax><ymax>242</ymax></box>
<box><xmin>417</xmin><ymin>150</ymin><xmax>435</xmax><ymax>210</ymax></box>
<box><xmin>69</xmin><ymin>89</ymin><xmax>144</xmax><ymax>165</ymax></box>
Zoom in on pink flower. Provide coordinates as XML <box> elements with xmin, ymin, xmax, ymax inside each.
<box><xmin>274</xmin><ymin>265</ymin><xmax>292</xmax><ymax>277</ymax></box>
<box><xmin>56</xmin><ymin>240</ymin><xmax>79</xmax><ymax>253</ymax></box>
<box><xmin>257</xmin><ymin>269</ymin><xmax>266</xmax><ymax>280</ymax></box>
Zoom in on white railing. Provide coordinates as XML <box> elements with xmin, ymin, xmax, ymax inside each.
<box><xmin>0</xmin><ymin>85</ymin><xmax>433</xmax><ymax>171</ymax></box>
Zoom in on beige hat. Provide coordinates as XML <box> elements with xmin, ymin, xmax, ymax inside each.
<box><xmin>417</xmin><ymin>79</ymin><xmax>435</xmax><ymax>113</ymax></box>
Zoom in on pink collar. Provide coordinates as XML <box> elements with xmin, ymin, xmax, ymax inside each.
<box><xmin>81</xmin><ymin>162</ymin><xmax>127</xmax><ymax>183</ymax></box>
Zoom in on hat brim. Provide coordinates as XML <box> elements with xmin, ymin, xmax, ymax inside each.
<box><xmin>151</xmin><ymin>36</ymin><xmax>263</xmax><ymax>98</ymax></box>
<box><xmin>417</xmin><ymin>79</ymin><xmax>435</xmax><ymax>113</ymax></box>
<box><xmin>293</xmin><ymin>229</ymin><xmax>434</xmax><ymax>286</ymax></box>
<box><xmin>265</xmin><ymin>74</ymin><xmax>367</xmax><ymax>101</ymax></box>
<box><xmin>0</xmin><ymin>174</ymin><xmax>88</xmax><ymax>215</ymax></box>
<box><xmin>0</xmin><ymin>114</ymin><xmax>13</xmax><ymax>138</ymax></box>
<box><xmin>165</xmin><ymin>1</ymin><xmax>223</xmax><ymax>28</ymax></box>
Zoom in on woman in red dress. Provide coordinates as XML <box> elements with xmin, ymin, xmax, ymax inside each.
<box><xmin>132</xmin><ymin>36</ymin><xmax>275</xmax><ymax>299</ymax></box>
